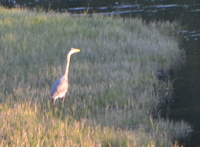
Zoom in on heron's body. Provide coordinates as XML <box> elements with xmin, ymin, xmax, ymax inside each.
<box><xmin>51</xmin><ymin>77</ymin><xmax>68</xmax><ymax>99</ymax></box>
<box><xmin>50</xmin><ymin>48</ymin><xmax>80</xmax><ymax>105</ymax></box>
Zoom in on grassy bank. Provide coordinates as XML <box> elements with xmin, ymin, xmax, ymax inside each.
<box><xmin>0</xmin><ymin>7</ymin><xmax>190</xmax><ymax>146</ymax></box>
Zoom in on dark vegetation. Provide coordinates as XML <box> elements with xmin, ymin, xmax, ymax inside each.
<box><xmin>0</xmin><ymin>0</ymin><xmax>198</xmax><ymax>11</ymax></box>
<box><xmin>0</xmin><ymin>0</ymin><xmax>119</xmax><ymax>10</ymax></box>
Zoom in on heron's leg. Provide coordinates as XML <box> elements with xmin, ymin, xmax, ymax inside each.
<box><xmin>58</xmin><ymin>98</ymin><xmax>62</xmax><ymax>106</ymax></box>
<box><xmin>61</xmin><ymin>94</ymin><xmax>66</xmax><ymax>107</ymax></box>
<box><xmin>53</xmin><ymin>98</ymin><xmax>56</xmax><ymax>105</ymax></box>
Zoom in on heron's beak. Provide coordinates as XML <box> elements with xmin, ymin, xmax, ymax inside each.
<box><xmin>71</xmin><ymin>48</ymin><xmax>81</xmax><ymax>53</ymax></box>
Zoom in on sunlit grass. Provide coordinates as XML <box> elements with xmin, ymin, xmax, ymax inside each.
<box><xmin>0</xmin><ymin>7</ymin><xmax>190</xmax><ymax>146</ymax></box>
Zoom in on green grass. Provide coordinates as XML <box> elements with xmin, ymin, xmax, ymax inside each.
<box><xmin>0</xmin><ymin>7</ymin><xmax>190</xmax><ymax>146</ymax></box>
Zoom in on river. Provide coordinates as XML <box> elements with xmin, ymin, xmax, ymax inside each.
<box><xmin>68</xmin><ymin>2</ymin><xmax>200</xmax><ymax>146</ymax></box>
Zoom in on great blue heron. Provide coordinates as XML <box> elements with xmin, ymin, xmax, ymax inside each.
<box><xmin>50</xmin><ymin>48</ymin><xmax>81</xmax><ymax>105</ymax></box>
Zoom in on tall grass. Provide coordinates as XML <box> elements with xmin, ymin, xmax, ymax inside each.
<box><xmin>0</xmin><ymin>7</ymin><xmax>190</xmax><ymax>146</ymax></box>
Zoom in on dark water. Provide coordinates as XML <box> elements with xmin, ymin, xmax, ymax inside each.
<box><xmin>170</xmin><ymin>36</ymin><xmax>200</xmax><ymax>146</ymax></box>
<box><xmin>69</xmin><ymin>3</ymin><xmax>200</xmax><ymax>147</ymax></box>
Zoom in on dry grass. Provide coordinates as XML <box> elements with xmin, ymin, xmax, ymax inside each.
<box><xmin>0</xmin><ymin>7</ymin><xmax>190</xmax><ymax>146</ymax></box>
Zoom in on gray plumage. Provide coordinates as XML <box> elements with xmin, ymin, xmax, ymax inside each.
<box><xmin>50</xmin><ymin>48</ymin><xmax>80</xmax><ymax>105</ymax></box>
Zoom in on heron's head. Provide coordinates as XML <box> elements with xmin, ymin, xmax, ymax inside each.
<box><xmin>70</xmin><ymin>48</ymin><xmax>81</xmax><ymax>54</ymax></box>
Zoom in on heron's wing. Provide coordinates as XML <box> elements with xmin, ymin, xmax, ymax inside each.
<box><xmin>51</xmin><ymin>78</ymin><xmax>61</xmax><ymax>96</ymax></box>
<box><xmin>51</xmin><ymin>77</ymin><xmax>68</xmax><ymax>98</ymax></box>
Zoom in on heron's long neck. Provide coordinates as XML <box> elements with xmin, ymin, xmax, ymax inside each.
<box><xmin>64</xmin><ymin>53</ymin><xmax>72</xmax><ymax>79</ymax></box>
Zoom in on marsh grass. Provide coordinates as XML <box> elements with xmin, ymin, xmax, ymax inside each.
<box><xmin>0</xmin><ymin>7</ymin><xmax>190</xmax><ymax>146</ymax></box>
